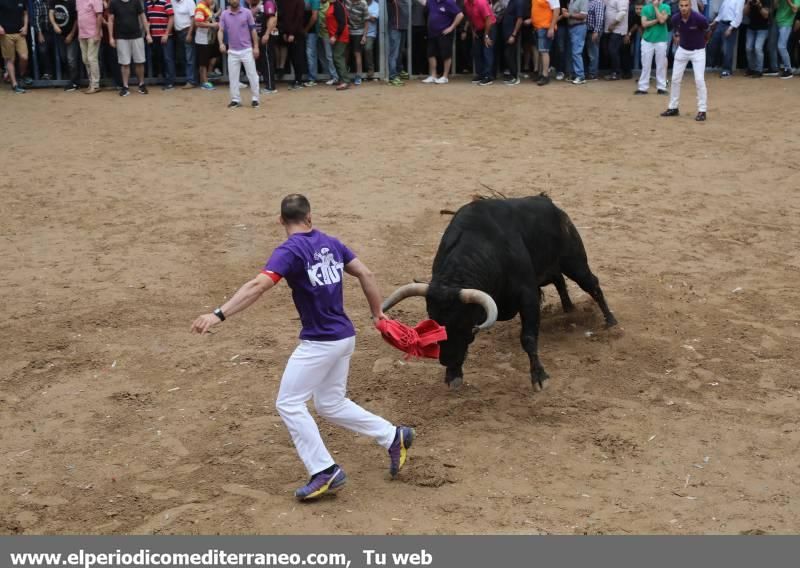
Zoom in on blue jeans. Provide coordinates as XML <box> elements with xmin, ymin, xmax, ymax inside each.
<box><xmin>569</xmin><ymin>24</ymin><xmax>586</xmax><ymax>79</ymax></box>
<box><xmin>306</xmin><ymin>31</ymin><xmax>318</xmax><ymax>80</ymax></box>
<box><xmin>746</xmin><ymin>28</ymin><xmax>768</xmax><ymax>72</ymax></box>
<box><xmin>766</xmin><ymin>18</ymin><xmax>778</xmax><ymax>71</ymax></box>
<box><xmin>389</xmin><ymin>28</ymin><xmax>402</xmax><ymax>78</ymax></box>
<box><xmin>320</xmin><ymin>35</ymin><xmax>338</xmax><ymax>80</ymax></box>
<box><xmin>150</xmin><ymin>36</ymin><xmax>176</xmax><ymax>85</ymax></box>
<box><xmin>608</xmin><ymin>32</ymin><xmax>623</xmax><ymax>75</ymax></box>
<box><xmin>777</xmin><ymin>25</ymin><xmax>792</xmax><ymax>70</ymax></box>
<box><xmin>471</xmin><ymin>28</ymin><xmax>496</xmax><ymax>79</ymax></box>
<box><xmin>587</xmin><ymin>30</ymin><xmax>600</xmax><ymax>76</ymax></box>
<box><xmin>708</xmin><ymin>22</ymin><xmax>737</xmax><ymax>73</ymax></box>
<box><xmin>555</xmin><ymin>23</ymin><xmax>572</xmax><ymax>74</ymax></box>
<box><xmin>175</xmin><ymin>28</ymin><xmax>196</xmax><ymax>85</ymax></box>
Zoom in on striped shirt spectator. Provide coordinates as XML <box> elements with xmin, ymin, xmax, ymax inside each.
<box><xmin>345</xmin><ymin>0</ymin><xmax>368</xmax><ymax>34</ymax></box>
<box><xmin>146</xmin><ymin>0</ymin><xmax>173</xmax><ymax>36</ymax></box>
<box><xmin>587</xmin><ymin>0</ymin><xmax>603</xmax><ymax>31</ymax></box>
<box><xmin>33</xmin><ymin>0</ymin><xmax>51</xmax><ymax>33</ymax></box>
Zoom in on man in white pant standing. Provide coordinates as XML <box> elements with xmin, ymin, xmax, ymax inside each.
<box><xmin>661</xmin><ymin>0</ymin><xmax>709</xmax><ymax>121</ymax></box>
<box><xmin>218</xmin><ymin>0</ymin><xmax>260</xmax><ymax>108</ymax></box>
<box><xmin>634</xmin><ymin>0</ymin><xmax>670</xmax><ymax>95</ymax></box>
<box><xmin>191</xmin><ymin>194</ymin><xmax>415</xmax><ymax>501</ymax></box>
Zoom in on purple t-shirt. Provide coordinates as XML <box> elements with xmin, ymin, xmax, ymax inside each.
<box><xmin>671</xmin><ymin>11</ymin><xmax>708</xmax><ymax>51</ymax></box>
<box><xmin>220</xmin><ymin>7</ymin><xmax>256</xmax><ymax>51</ymax></box>
<box><xmin>264</xmin><ymin>229</ymin><xmax>356</xmax><ymax>341</ymax></box>
<box><xmin>426</xmin><ymin>0</ymin><xmax>462</xmax><ymax>36</ymax></box>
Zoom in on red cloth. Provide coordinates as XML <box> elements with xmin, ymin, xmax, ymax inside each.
<box><xmin>375</xmin><ymin>319</ymin><xmax>448</xmax><ymax>360</ymax></box>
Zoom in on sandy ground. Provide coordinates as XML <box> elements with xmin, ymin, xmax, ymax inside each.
<box><xmin>1</xmin><ymin>75</ymin><xmax>800</xmax><ymax>535</ymax></box>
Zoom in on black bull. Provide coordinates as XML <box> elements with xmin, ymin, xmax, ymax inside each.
<box><xmin>382</xmin><ymin>195</ymin><xmax>617</xmax><ymax>390</ymax></box>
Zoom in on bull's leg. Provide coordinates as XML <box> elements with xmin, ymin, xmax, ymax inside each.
<box><xmin>561</xmin><ymin>259</ymin><xmax>618</xmax><ymax>327</ymax></box>
<box><xmin>445</xmin><ymin>366</ymin><xmax>464</xmax><ymax>389</ymax></box>
<box><xmin>553</xmin><ymin>273</ymin><xmax>575</xmax><ymax>313</ymax></box>
<box><xmin>520</xmin><ymin>286</ymin><xmax>550</xmax><ymax>391</ymax></box>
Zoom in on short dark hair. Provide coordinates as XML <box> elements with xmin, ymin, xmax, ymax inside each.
<box><xmin>281</xmin><ymin>194</ymin><xmax>311</xmax><ymax>224</ymax></box>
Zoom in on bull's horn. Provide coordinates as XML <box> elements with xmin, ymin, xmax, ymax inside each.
<box><xmin>459</xmin><ymin>289</ymin><xmax>498</xmax><ymax>331</ymax></box>
<box><xmin>382</xmin><ymin>283</ymin><xmax>429</xmax><ymax>312</ymax></box>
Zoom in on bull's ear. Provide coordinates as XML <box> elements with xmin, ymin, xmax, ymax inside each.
<box><xmin>413</xmin><ymin>277</ymin><xmax>431</xmax><ymax>284</ymax></box>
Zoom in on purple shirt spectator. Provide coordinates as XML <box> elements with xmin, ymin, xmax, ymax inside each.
<box><xmin>220</xmin><ymin>6</ymin><xmax>256</xmax><ymax>50</ymax></box>
<box><xmin>426</xmin><ymin>0</ymin><xmax>462</xmax><ymax>36</ymax></box>
<box><xmin>671</xmin><ymin>10</ymin><xmax>708</xmax><ymax>50</ymax></box>
<box><xmin>264</xmin><ymin>229</ymin><xmax>357</xmax><ymax>341</ymax></box>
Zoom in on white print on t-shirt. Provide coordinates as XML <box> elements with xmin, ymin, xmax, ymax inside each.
<box><xmin>307</xmin><ymin>247</ymin><xmax>344</xmax><ymax>287</ymax></box>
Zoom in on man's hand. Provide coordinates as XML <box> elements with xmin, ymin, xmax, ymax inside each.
<box><xmin>724</xmin><ymin>27</ymin><xmax>732</xmax><ymax>37</ymax></box>
<box><xmin>191</xmin><ymin>313</ymin><xmax>222</xmax><ymax>334</ymax></box>
<box><xmin>253</xmin><ymin>45</ymin><xmax>259</xmax><ymax>58</ymax></box>
<box><xmin>220</xmin><ymin>42</ymin><xmax>227</xmax><ymax>53</ymax></box>
<box><xmin>507</xmin><ymin>34</ymin><xmax>516</xmax><ymax>44</ymax></box>
<box><xmin>21</xmin><ymin>25</ymin><xmax>28</xmax><ymax>36</ymax></box>
<box><xmin>161</xmin><ymin>34</ymin><xmax>169</xmax><ymax>44</ymax></box>
<box><xmin>186</xmin><ymin>32</ymin><xmax>192</xmax><ymax>42</ymax></box>
<box><xmin>0</xmin><ymin>25</ymin><xmax>6</xmax><ymax>36</ymax></box>
<box><xmin>547</xmin><ymin>28</ymin><xmax>554</xmax><ymax>39</ymax></box>
<box><xmin>592</xmin><ymin>31</ymin><xmax>599</xmax><ymax>42</ymax></box>
<box><xmin>38</xmin><ymin>31</ymin><xmax>45</xmax><ymax>44</ymax></box>
<box><xmin>372</xmin><ymin>312</ymin><xmax>388</xmax><ymax>326</ymax></box>
<box><xmin>329</xmin><ymin>35</ymin><xmax>336</xmax><ymax>44</ymax></box>
<box><xmin>110</xmin><ymin>37</ymin><xmax>116</xmax><ymax>47</ymax></box>
<box><xmin>360</xmin><ymin>34</ymin><xmax>366</xmax><ymax>44</ymax></box>
<box><xmin>624</xmin><ymin>33</ymin><xmax>630</xmax><ymax>44</ymax></box>
<box><xmin>484</xmin><ymin>34</ymin><xmax>492</xmax><ymax>47</ymax></box>
<box><xmin>146</xmin><ymin>33</ymin><xmax>153</xmax><ymax>44</ymax></box>
<box><xmin>261</xmin><ymin>34</ymin><xmax>269</xmax><ymax>44</ymax></box>
<box><xmin>54</xmin><ymin>23</ymin><xmax>62</xmax><ymax>34</ymax></box>
<box><xmin>287</xmin><ymin>33</ymin><xmax>294</xmax><ymax>42</ymax></box>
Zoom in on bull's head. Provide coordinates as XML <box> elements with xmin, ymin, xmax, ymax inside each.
<box><xmin>382</xmin><ymin>283</ymin><xmax>498</xmax><ymax>389</ymax></box>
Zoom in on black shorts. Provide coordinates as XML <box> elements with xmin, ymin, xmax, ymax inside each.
<box><xmin>197</xmin><ymin>43</ymin><xmax>212</xmax><ymax>66</ymax></box>
<box><xmin>521</xmin><ymin>24</ymin><xmax>534</xmax><ymax>46</ymax></box>
<box><xmin>426</xmin><ymin>33</ymin><xmax>454</xmax><ymax>60</ymax></box>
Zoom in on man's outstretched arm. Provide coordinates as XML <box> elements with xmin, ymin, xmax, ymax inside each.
<box><xmin>191</xmin><ymin>273</ymin><xmax>276</xmax><ymax>333</ymax></box>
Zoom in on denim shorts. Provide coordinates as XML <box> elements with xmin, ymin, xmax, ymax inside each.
<box><xmin>535</xmin><ymin>28</ymin><xmax>553</xmax><ymax>53</ymax></box>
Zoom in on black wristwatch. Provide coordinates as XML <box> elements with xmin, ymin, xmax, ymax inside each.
<box><xmin>213</xmin><ymin>307</ymin><xmax>226</xmax><ymax>321</ymax></box>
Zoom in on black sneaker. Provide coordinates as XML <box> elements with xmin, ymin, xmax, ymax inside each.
<box><xmin>227</xmin><ymin>100</ymin><xmax>242</xmax><ymax>108</ymax></box>
<box><xmin>780</xmin><ymin>69</ymin><xmax>793</xmax><ymax>79</ymax></box>
<box><xmin>586</xmin><ymin>74</ymin><xmax>598</xmax><ymax>81</ymax></box>
<box><xmin>745</xmin><ymin>68</ymin><xmax>755</xmax><ymax>76</ymax></box>
<box><xmin>64</xmin><ymin>83</ymin><xmax>78</xmax><ymax>92</ymax></box>
<box><xmin>478</xmin><ymin>78</ymin><xmax>493</xmax><ymax>86</ymax></box>
<box><xmin>605</xmin><ymin>73</ymin><xmax>619</xmax><ymax>81</ymax></box>
<box><xmin>695</xmin><ymin>111</ymin><xmax>706</xmax><ymax>121</ymax></box>
<box><xmin>251</xmin><ymin>100</ymin><xmax>259</xmax><ymax>108</ymax></box>
<box><xmin>162</xmin><ymin>83</ymin><xmax>175</xmax><ymax>90</ymax></box>
<box><xmin>657</xmin><ymin>89</ymin><xmax>668</xmax><ymax>95</ymax></box>
<box><xmin>660</xmin><ymin>108</ymin><xmax>679</xmax><ymax>117</ymax></box>
<box><xmin>634</xmin><ymin>89</ymin><xmax>647</xmax><ymax>95</ymax></box>
<box><xmin>536</xmin><ymin>75</ymin><xmax>550</xmax><ymax>86</ymax></box>
<box><xmin>471</xmin><ymin>76</ymin><xmax>482</xmax><ymax>84</ymax></box>
<box><xmin>749</xmin><ymin>71</ymin><xmax>763</xmax><ymax>78</ymax></box>
<box><xmin>119</xmin><ymin>87</ymin><xmax>130</xmax><ymax>97</ymax></box>
<box><xmin>138</xmin><ymin>84</ymin><xmax>149</xmax><ymax>94</ymax></box>
<box><xmin>763</xmin><ymin>69</ymin><xmax>779</xmax><ymax>76</ymax></box>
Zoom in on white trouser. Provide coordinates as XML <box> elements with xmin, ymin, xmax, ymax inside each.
<box><xmin>227</xmin><ymin>48</ymin><xmax>260</xmax><ymax>103</ymax></box>
<box><xmin>669</xmin><ymin>46</ymin><xmax>707</xmax><ymax>112</ymax></box>
<box><xmin>275</xmin><ymin>336</ymin><xmax>396</xmax><ymax>475</ymax></box>
<box><xmin>638</xmin><ymin>39</ymin><xmax>668</xmax><ymax>92</ymax></box>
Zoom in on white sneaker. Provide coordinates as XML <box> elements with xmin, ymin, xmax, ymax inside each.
<box><xmin>434</xmin><ymin>76</ymin><xmax>449</xmax><ymax>84</ymax></box>
<box><xmin>325</xmin><ymin>78</ymin><xmax>337</xmax><ymax>85</ymax></box>
<box><xmin>422</xmin><ymin>75</ymin><xmax>437</xmax><ymax>83</ymax></box>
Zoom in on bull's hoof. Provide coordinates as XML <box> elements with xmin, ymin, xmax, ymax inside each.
<box><xmin>605</xmin><ymin>315</ymin><xmax>619</xmax><ymax>328</ymax></box>
<box><xmin>532</xmin><ymin>377</ymin><xmax>550</xmax><ymax>392</ymax></box>
<box><xmin>448</xmin><ymin>377</ymin><xmax>463</xmax><ymax>390</ymax></box>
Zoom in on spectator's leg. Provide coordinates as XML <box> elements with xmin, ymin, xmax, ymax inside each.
<box><xmin>754</xmin><ymin>29</ymin><xmax>767</xmax><ymax>73</ymax></box>
<box><xmin>745</xmin><ymin>29</ymin><xmax>756</xmax><ymax>72</ymax></box>
<box><xmin>638</xmin><ymin>39</ymin><xmax>654</xmax><ymax>91</ymax></box>
<box><xmin>242</xmin><ymin>48</ymin><xmax>259</xmax><ymax>101</ymax></box>
<box><xmin>655</xmin><ymin>41</ymin><xmax>667</xmax><ymax>91</ymax></box>
<box><xmin>165</xmin><ymin>36</ymin><xmax>176</xmax><ymax>86</ymax></box>
<box><xmin>306</xmin><ymin>31</ymin><xmax>318</xmax><ymax>81</ymax></box>
<box><xmin>691</xmin><ymin>48</ymin><xmax>707</xmax><ymax>112</ymax></box>
<box><xmin>570</xmin><ymin>24</ymin><xmax>586</xmax><ymax>80</ymax></box>
<box><xmin>668</xmin><ymin>46</ymin><xmax>689</xmax><ymax>110</ymax></box>
<box><xmin>228</xmin><ymin>51</ymin><xmax>242</xmax><ymax>102</ymax></box>
<box><xmin>777</xmin><ymin>26</ymin><xmax>792</xmax><ymax>71</ymax></box>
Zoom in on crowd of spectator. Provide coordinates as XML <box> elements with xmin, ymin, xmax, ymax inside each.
<box><xmin>1</xmin><ymin>0</ymin><xmax>799</xmax><ymax>103</ymax></box>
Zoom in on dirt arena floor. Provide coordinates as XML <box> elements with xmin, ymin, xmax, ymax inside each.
<box><xmin>2</xmin><ymin>76</ymin><xmax>800</xmax><ymax>535</ymax></box>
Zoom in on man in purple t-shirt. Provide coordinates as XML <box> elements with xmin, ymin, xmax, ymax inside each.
<box><xmin>660</xmin><ymin>0</ymin><xmax>708</xmax><ymax>121</ymax></box>
<box><xmin>218</xmin><ymin>0</ymin><xmax>260</xmax><ymax>108</ymax></box>
<box><xmin>191</xmin><ymin>194</ymin><xmax>415</xmax><ymax>501</ymax></box>
<box><xmin>421</xmin><ymin>0</ymin><xmax>464</xmax><ymax>84</ymax></box>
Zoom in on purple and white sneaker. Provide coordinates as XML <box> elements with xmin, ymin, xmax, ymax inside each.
<box><xmin>294</xmin><ymin>465</ymin><xmax>346</xmax><ymax>501</ymax></box>
<box><xmin>388</xmin><ymin>426</ymin><xmax>415</xmax><ymax>478</ymax></box>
